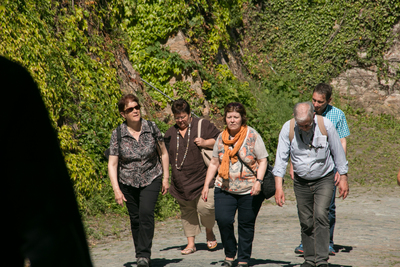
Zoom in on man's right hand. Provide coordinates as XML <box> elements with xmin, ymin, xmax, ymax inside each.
<box><xmin>274</xmin><ymin>176</ymin><xmax>285</xmax><ymax>206</ymax></box>
<box><xmin>275</xmin><ymin>188</ymin><xmax>285</xmax><ymax>207</ymax></box>
<box><xmin>338</xmin><ymin>174</ymin><xmax>349</xmax><ymax>200</ymax></box>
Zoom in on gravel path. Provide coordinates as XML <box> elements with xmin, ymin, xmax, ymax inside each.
<box><xmin>90</xmin><ymin>186</ymin><xmax>400</xmax><ymax>267</ymax></box>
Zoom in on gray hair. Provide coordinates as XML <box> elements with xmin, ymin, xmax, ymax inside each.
<box><xmin>293</xmin><ymin>101</ymin><xmax>314</xmax><ymax>124</ymax></box>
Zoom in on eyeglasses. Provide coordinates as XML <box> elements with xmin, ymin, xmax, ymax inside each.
<box><xmin>124</xmin><ymin>105</ymin><xmax>140</xmax><ymax>113</ymax></box>
<box><xmin>174</xmin><ymin>114</ymin><xmax>188</xmax><ymax>121</ymax></box>
<box><xmin>297</xmin><ymin>121</ymin><xmax>313</xmax><ymax>129</ymax></box>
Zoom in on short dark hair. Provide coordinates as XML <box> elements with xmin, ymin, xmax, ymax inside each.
<box><xmin>313</xmin><ymin>83</ymin><xmax>332</xmax><ymax>100</ymax></box>
<box><xmin>224</xmin><ymin>102</ymin><xmax>247</xmax><ymax>125</ymax></box>
<box><xmin>171</xmin><ymin>98</ymin><xmax>191</xmax><ymax>115</ymax></box>
<box><xmin>118</xmin><ymin>94</ymin><xmax>140</xmax><ymax>113</ymax></box>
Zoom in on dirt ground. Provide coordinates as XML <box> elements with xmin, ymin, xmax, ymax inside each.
<box><xmin>90</xmin><ymin>186</ymin><xmax>400</xmax><ymax>267</ymax></box>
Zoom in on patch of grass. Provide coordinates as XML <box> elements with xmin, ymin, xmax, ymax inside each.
<box><xmin>84</xmin><ymin>213</ymin><xmax>130</xmax><ymax>246</ymax></box>
<box><xmin>331</xmin><ymin>93</ymin><xmax>400</xmax><ymax>186</ymax></box>
<box><xmin>344</xmin><ymin>112</ymin><xmax>400</xmax><ymax>186</ymax></box>
<box><xmin>154</xmin><ymin>192</ymin><xmax>180</xmax><ymax>221</ymax></box>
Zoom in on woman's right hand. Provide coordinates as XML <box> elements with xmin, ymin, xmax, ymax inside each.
<box><xmin>201</xmin><ymin>186</ymin><xmax>209</xmax><ymax>202</ymax></box>
<box><xmin>114</xmin><ymin>189</ymin><xmax>127</xmax><ymax>207</ymax></box>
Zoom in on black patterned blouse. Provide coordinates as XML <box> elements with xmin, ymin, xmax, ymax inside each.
<box><xmin>109</xmin><ymin>119</ymin><xmax>163</xmax><ymax>188</ymax></box>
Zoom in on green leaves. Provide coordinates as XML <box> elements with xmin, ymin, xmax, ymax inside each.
<box><xmin>243</xmin><ymin>0</ymin><xmax>400</xmax><ymax>88</ymax></box>
<box><xmin>4</xmin><ymin>0</ymin><xmax>399</xmax><ymax>215</ymax></box>
<box><xmin>0</xmin><ymin>0</ymin><xmax>123</xmax><ymax>210</ymax></box>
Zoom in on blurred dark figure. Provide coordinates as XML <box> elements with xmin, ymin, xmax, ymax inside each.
<box><xmin>1</xmin><ymin>56</ymin><xmax>93</xmax><ymax>267</ymax></box>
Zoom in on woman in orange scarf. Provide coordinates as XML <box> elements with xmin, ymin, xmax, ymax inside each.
<box><xmin>201</xmin><ymin>102</ymin><xmax>269</xmax><ymax>267</ymax></box>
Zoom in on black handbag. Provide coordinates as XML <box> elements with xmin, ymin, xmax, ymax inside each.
<box><xmin>235</xmin><ymin>153</ymin><xmax>283</xmax><ymax>200</ymax></box>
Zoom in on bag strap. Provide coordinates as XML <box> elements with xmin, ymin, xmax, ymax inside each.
<box><xmin>198</xmin><ymin>118</ymin><xmax>203</xmax><ymax>138</ymax></box>
<box><xmin>289</xmin><ymin>118</ymin><xmax>295</xmax><ymax>143</ymax></box>
<box><xmin>147</xmin><ymin>120</ymin><xmax>161</xmax><ymax>158</ymax></box>
<box><xmin>117</xmin><ymin>124</ymin><xmax>121</xmax><ymax>153</ymax></box>
<box><xmin>116</xmin><ymin>124</ymin><xmax>122</xmax><ymax>177</ymax></box>
<box><xmin>235</xmin><ymin>151</ymin><xmax>257</xmax><ymax>177</ymax></box>
<box><xmin>235</xmin><ymin>149</ymin><xmax>273</xmax><ymax>180</ymax></box>
<box><xmin>289</xmin><ymin>115</ymin><xmax>327</xmax><ymax>143</ymax></box>
<box><xmin>316</xmin><ymin>115</ymin><xmax>327</xmax><ymax>136</ymax></box>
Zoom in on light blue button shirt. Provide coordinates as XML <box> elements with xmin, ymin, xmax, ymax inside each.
<box><xmin>273</xmin><ymin>116</ymin><xmax>348</xmax><ymax>180</ymax></box>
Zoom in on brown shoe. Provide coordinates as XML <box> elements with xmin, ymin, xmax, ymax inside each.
<box><xmin>207</xmin><ymin>239</ymin><xmax>218</xmax><ymax>250</ymax></box>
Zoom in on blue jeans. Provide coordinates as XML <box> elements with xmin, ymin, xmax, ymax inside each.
<box><xmin>214</xmin><ymin>187</ymin><xmax>264</xmax><ymax>263</ymax></box>
<box><xmin>294</xmin><ymin>171</ymin><xmax>335</xmax><ymax>266</ymax></box>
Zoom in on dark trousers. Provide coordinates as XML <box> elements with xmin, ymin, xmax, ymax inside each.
<box><xmin>119</xmin><ymin>177</ymin><xmax>161</xmax><ymax>258</ymax></box>
<box><xmin>214</xmin><ymin>187</ymin><xmax>264</xmax><ymax>263</ymax></box>
<box><xmin>294</xmin><ymin>171</ymin><xmax>334</xmax><ymax>266</ymax></box>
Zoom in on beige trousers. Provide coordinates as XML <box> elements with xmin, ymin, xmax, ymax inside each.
<box><xmin>176</xmin><ymin>188</ymin><xmax>215</xmax><ymax>237</ymax></box>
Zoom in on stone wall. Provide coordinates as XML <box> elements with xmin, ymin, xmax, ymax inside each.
<box><xmin>331</xmin><ymin>23</ymin><xmax>400</xmax><ymax>118</ymax></box>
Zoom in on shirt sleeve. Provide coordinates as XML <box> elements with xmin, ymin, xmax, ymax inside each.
<box><xmin>336</xmin><ymin>111</ymin><xmax>350</xmax><ymax>139</ymax></box>
<box><xmin>152</xmin><ymin>122</ymin><xmax>164</xmax><ymax>142</ymax></box>
<box><xmin>325</xmin><ymin>118</ymin><xmax>349</xmax><ymax>175</ymax></box>
<box><xmin>109</xmin><ymin>128</ymin><xmax>119</xmax><ymax>156</ymax></box>
<box><xmin>253</xmin><ymin>132</ymin><xmax>268</xmax><ymax>159</ymax></box>
<box><xmin>201</xmin><ymin>119</ymin><xmax>221</xmax><ymax>140</ymax></box>
<box><xmin>272</xmin><ymin>120</ymin><xmax>291</xmax><ymax>178</ymax></box>
<box><xmin>212</xmin><ymin>134</ymin><xmax>222</xmax><ymax>158</ymax></box>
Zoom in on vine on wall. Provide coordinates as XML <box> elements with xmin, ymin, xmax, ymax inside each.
<box><xmin>242</xmin><ymin>0</ymin><xmax>400</xmax><ymax>88</ymax></box>
<box><xmin>0</xmin><ymin>0</ymin><xmax>123</xmax><ymax>206</ymax></box>
<box><xmin>2</xmin><ymin>0</ymin><xmax>400</xmax><ymax>214</ymax></box>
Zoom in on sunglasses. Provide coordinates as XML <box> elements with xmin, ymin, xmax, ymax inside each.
<box><xmin>124</xmin><ymin>105</ymin><xmax>140</xmax><ymax>113</ymax></box>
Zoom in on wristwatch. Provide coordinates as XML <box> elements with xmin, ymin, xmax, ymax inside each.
<box><xmin>256</xmin><ymin>179</ymin><xmax>264</xmax><ymax>185</ymax></box>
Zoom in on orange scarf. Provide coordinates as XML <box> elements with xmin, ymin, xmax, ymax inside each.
<box><xmin>218</xmin><ymin>125</ymin><xmax>248</xmax><ymax>180</ymax></box>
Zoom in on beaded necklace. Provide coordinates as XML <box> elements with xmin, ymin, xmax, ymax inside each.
<box><xmin>175</xmin><ymin>123</ymin><xmax>191</xmax><ymax>170</ymax></box>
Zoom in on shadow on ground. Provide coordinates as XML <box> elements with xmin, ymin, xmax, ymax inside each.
<box><xmin>159</xmin><ymin>242</ymin><xmax>224</xmax><ymax>252</ymax></box>
<box><xmin>251</xmin><ymin>258</ymin><xmax>294</xmax><ymax>266</ymax></box>
<box><xmin>333</xmin><ymin>244</ymin><xmax>353</xmax><ymax>254</ymax></box>
<box><xmin>124</xmin><ymin>258</ymin><xmax>183</xmax><ymax>267</ymax></box>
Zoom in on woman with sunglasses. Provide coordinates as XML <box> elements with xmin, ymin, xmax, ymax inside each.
<box><xmin>108</xmin><ymin>94</ymin><xmax>169</xmax><ymax>267</ymax></box>
<box><xmin>201</xmin><ymin>102</ymin><xmax>268</xmax><ymax>267</ymax></box>
<box><xmin>164</xmin><ymin>99</ymin><xmax>221</xmax><ymax>255</ymax></box>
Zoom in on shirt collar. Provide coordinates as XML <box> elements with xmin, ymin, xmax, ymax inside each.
<box><xmin>120</xmin><ymin>119</ymin><xmax>152</xmax><ymax>137</ymax></box>
<box><xmin>321</xmin><ymin>104</ymin><xmax>332</xmax><ymax>116</ymax></box>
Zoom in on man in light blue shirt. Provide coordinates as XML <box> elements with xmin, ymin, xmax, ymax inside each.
<box><xmin>273</xmin><ymin>102</ymin><xmax>349</xmax><ymax>267</ymax></box>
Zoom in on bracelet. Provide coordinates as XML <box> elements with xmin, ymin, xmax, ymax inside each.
<box><xmin>256</xmin><ymin>179</ymin><xmax>264</xmax><ymax>185</ymax></box>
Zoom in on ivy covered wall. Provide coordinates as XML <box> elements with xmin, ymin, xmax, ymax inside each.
<box><xmin>1</xmin><ymin>0</ymin><xmax>399</xmax><ymax>213</ymax></box>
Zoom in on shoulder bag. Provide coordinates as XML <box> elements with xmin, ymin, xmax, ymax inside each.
<box><xmin>235</xmin><ymin>152</ymin><xmax>282</xmax><ymax>200</ymax></box>
<box><xmin>198</xmin><ymin>119</ymin><xmax>214</xmax><ymax>167</ymax></box>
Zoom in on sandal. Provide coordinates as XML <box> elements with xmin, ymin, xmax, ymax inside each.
<box><xmin>221</xmin><ymin>259</ymin><xmax>234</xmax><ymax>267</ymax></box>
<box><xmin>181</xmin><ymin>247</ymin><xmax>196</xmax><ymax>255</ymax></box>
<box><xmin>207</xmin><ymin>239</ymin><xmax>218</xmax><ymax>250</ymax></box>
